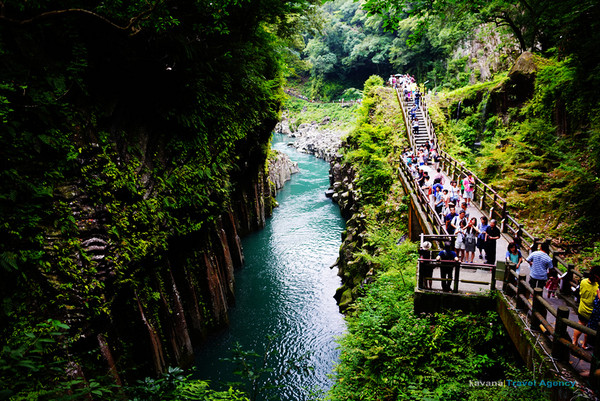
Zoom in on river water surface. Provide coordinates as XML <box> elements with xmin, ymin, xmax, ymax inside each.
<box><xmin>195</xmin><ymin>134</ymin><xmax>346</xmax><ymax>400</ymax></box>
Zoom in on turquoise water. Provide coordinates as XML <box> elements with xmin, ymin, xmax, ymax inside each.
<box><xmin>195</xmin><ymin>134</ymin><xmax>346</xmax><ymax>400</ymax></box>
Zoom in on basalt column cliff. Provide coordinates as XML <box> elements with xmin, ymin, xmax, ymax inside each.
<box><xmin>0</xmin><ymin>0</ymin><xmax>310</xmax><ymax>385</ymax></box>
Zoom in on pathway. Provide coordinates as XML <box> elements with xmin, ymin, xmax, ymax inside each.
<box><xmin>397</xmin><ymin>85</ymin><xmax>595</xmax><ymax>385</ymax></box>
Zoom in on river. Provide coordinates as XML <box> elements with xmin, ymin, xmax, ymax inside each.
<box><xmin>195</xmin><ymin>134</ymin><xmax>346</xmax><ymax>400</ymax></box>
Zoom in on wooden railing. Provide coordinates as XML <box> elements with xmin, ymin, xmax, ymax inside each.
<box><xmin>503</xmin><ymin>264</ymin><xmax>600</xmax><ymax>381</ymax></box>
<box><xmin>395</xmin><ymin>86</ymin><xmax>600</xmax><ymax>386</ymax></box>
<box><xmin>395</xmin><ymin>88</ymin><xmax>584</xmax><ymax>298</ymax></box>
<box><xmin>395</xmin><ymin>88</ymin><xmax>417</xmax><ymax>151</ymax></box>
<box><xmin>397</xmin><ymin>156</ymin><xmax>446</xmax><ymax>236</ymax></box>
<box><xmin>417</xmin><ymin>258</ymin><xmax>497</xmax><ymax>293</ymax></box>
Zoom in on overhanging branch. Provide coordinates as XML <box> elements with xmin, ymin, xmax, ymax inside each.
<box><xmin>0</xmin><ymin>1</ymin><xmax>162</xmax><ymax>35</ymax></box>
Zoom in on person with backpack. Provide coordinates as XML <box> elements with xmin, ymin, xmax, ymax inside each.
<box><xmin>454</xmin><ymin>219</ymin><xmax>467</xmax><ymax>262</ymax></box>
<box><xmin>444</xmin><ymin>207</ymin><xmax>458</xmax><ymax>235</ymax></box>
<box><xmin>527</xmin><ymin>242</ymin><xmax>553</xmax><ymax>289</ymax></box>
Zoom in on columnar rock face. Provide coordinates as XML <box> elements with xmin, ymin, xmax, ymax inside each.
<box><xmin>45</xmin><ymin>162</ymin><xmax>274</xmax><ymax>381</ymax></box>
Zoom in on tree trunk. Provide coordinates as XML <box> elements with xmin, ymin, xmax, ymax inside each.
<box><xmin>97</xmin><ymin>333</ymin><xmax>123</xmax><ymax>387</ymax></box>
<box><xmin>135</xmin><ymin>291</ymin><xmax>166</xmax><ymax>375</ymax></box>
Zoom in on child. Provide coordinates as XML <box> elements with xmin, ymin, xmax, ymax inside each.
<box><xmin>545</xmin><ymin>269</ymin><xmax>560</xmax><ymax>298</ymax></box>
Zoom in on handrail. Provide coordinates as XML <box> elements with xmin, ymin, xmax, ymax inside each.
<box><xmin>398</xmin><ymin>83</ymin><xmax>599</xmax><ymax>375</ymax></box>
<box><xmin>395</xmin><ymin>84</ymin><xmax>583</xmax><ymax>295</ymax></box>
<box><xmin>417</xmin><ymin>257</ymin><xmax>497</xmax><ymax>293</ymax></box>
<box><xmin>503</xmin><ymin>268</ymin><xmax>600</xmax><ymax>371</ymax></box>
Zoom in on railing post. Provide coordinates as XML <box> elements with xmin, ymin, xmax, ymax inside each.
<box><xmin>591</xmin><ymin>329</ymin><xmax>600</xmax><ymax>388</ymax></box>
<box><xmin>501</xmin><ymin>202</ymin><xmax>508</xmax><ymax>233</ymax></box>
<box><xmin>480</xmin><ymin>185</ymin><xmax>487</xmax><ymax>210</ymax></box>
<box><xmin>453</xmin><ymin>261</ymin><xmax>460</xmax><ymax>293</ymax></box>
<box><xmin>490</xmin><ymin>262</ymin><xmax>497</xmax><ymax>291</ymax></box>
<box><xmin>503</xmin><ymin>263</ymin><xmax>516</xmax><ymax>295</ymax></box>
<box><xmin>552</xmin><ymin>306</ymin><xmax>571</xmax><ymax>363</ymax></box>
<box><xmin>516</xmin><ymin>273</ymin><xmax>529</xmax><ymax>310</ymax></box>
<box><xmin>453</xmin><ymin>160</ymin><xmax>458</xmax><ymax>181</ymax></box>
<box><xmin>561</xmin><ymin>264</ymin><xmax>574</xmax><ymax>296</ymax></box>
<box><xmin>530</xmin><ymin>288</ymin><xmax>545</xmax><ymax>332</ymax></box>
<box><xmin>492</xmin><ymin>193</ymin><xmax>498</xmax><ymax>220</ymax></box>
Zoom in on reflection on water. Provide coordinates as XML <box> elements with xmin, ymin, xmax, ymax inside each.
<box><xmin>195</xmin><ymin>134</ymin><xmax>346</xmax><ymax>400</ymax></box>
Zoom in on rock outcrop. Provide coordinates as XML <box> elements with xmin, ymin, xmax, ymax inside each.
<box><xmin>328</xmin><ymin>154</ymin><xmax>372</xmax><ymax>311</ymax></box>
<box><xmin>275</xmin><ymin>116</ymin><xmax>344</xmax><ymax>162</ymax></box>
<box><xmin>268</xmin><ymin>150</ymin><xmax>299</xmax><ymax>191</ymax></box>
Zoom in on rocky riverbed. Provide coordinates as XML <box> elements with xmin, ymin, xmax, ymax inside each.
<box><xmin>274</xmin><ymin>114</ymin><xmax>345</xmax><ymax>162</ymax></box>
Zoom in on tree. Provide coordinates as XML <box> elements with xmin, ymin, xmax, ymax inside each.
<box><xmin>361</xmin><ymin>0</ymin><xmax>571</xmax><ymax>53</ymax></box>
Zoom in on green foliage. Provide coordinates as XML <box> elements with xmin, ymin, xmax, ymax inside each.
<box><xmin>283</xmin><ymin>96</ymin><xmax>359</xmax><ymax>132</ymax></box>
<box><xmin>362</xmin><ymin>0</ymin><xmax>571</xmax><ymax>53</ymax></box>
<box><xmin>329</xmin><ymin>268</ymin><xmax>549</xmax><ymax>401</ymax></box>
<box><xmin>0</xmin><ymin>0</ymin><xmax>322</xmax><ymax>395</ymax></box>
<box><xmin>128</xmin><ymin>366</ymin><xmax>249</xmax><ymax>401</ymax></box>
<box><xmin>0</xmin><ymin>319</ymin><xmax>119</xmax><ymax>401</ymax></box>
<box><xmin>362</xmin><ymin>75</ymin><xmax>384</xmax><ymax>96</ymax></box>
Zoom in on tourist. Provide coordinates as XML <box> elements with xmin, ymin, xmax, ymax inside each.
<box><xmin>436</xmin><ymin>242</ymin><xmax>459</xmax><ymax>292</ymax></box>
<box><xmin>484</xmin><ymin>219</ymin><xmax>501</xmax><ymax>265</ymax></box>
<box><xmin>448</xmin><ymin>180</ymin><xmax>460</xmax><ymax>205</ymax></box>
<box><xmin>441</xmin><ymin>189</ymin><xmax>451</xmax><ymax>215</ymax></box>
<box><xmin>451</xmin><ymin>210</ymin><xmax>467</xmax><ymax>234</ymax></box>
<box><xmin>454</xmin><ymin>219</ymin><xmax>467</xmax><ymax>261</ymax></box>
<box><xmin>414</xmin><ymin>91</ymin><xmax>421</xmax><ymax>107</ymax></box>
<box><xmin>419</xmin><ymin>241</ymin><xmax>433</xmax><ymax>289</ymax></box>
<box><xmin>431</xmin><ymin>148</ymin><xmax>439</xmax><ymax>169</ymax></box>
<box><xmin>573</xmin><ymin>266</ymin><xmax>600</xmax><ymax>349</ymax></box>
<box><xmin>413</xmin><ymin>118</ymin><xmax>419</xmax><ymax>135</ymax></box>
<box><xmin>587</xmin><ymin>288</ymin><xmax>600</xmax><ymax>334</ymax></box>
<box><xmin>418</xmin><ymin>171</ymin><xmax>429</xmax><ymax>188</ymax></box>
<box><xmin>505</xmin><ymin>242</ymin><xmax>523</xmax><ymax>275</ymax></box>
<box><xmin>433</xmin><ymin>186</ymin><xmax>445</xmax><ymax>215</ymax></box>
<box><xmin>545</xmin><ymin>269</ymin><xmax>560</xmax><ymax>298</ymax></box>
<box><xmin>464</xmin><ymin>217</ymin><xmax>479</xmax><ymax>263</ymax></box>
<box><xmin>444</xmin><ymin>207</ymin><xmax>458</xmax><ymax>235</ymax></box>
<box><xmin>458</xmin><ymin>201</ymin><xmax>470</xmax><ymax>219</ymax></box>
<box><xmin>462</xmin><ymin>173</ymin><xmax>475</xmax><ymax>207</ymax></box>
<box><xmin>433</xmin><ymin>168</ymin><xmax>445</xmax><ymax>185</ymax></box>
<box><xmin>527</xmin><ymin>242</ymin><xmax>553</xmax><ymax>289</ymax></box>
<box><xmin>477</xmin><ymin>216</ymin><xmax>489</xmax><ymax>260</ymax></box>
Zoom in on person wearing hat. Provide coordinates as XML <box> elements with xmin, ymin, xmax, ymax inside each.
<box><xmin>419</xmin><ymin>241</ymin><xmax>433</xmax><ymax>289</ymax></box>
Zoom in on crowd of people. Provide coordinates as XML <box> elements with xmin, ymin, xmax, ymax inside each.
<box><xmin>405</xmin><ymin>145</ymin><xmax>566</xmax><ymax>297</ymax></box>
<box><xmin>402</xmin><ymin>77</ymin><xmax>600</xmax><ymax>355</ymax></box>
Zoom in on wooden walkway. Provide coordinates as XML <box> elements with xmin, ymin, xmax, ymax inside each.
<box><xmin>395</xmin><ymin>85</ymin><xmax>599</xmax><ymax>399</ymax></box>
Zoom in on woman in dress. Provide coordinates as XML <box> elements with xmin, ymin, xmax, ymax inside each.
<box><xmin>464</xmin><ymin>217</ymin><xmax>479</xmax><ymax>263</ymax></box>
